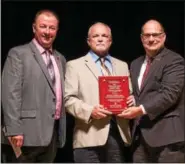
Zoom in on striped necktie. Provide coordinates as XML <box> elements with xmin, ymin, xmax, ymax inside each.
<box><xmin>45</xmin><ymin>50</ymin><xmax>55</xmax><ymax>87</ymax></box>
<box><xmin>99</xmin><ymin>57</ymin><xmax>117</xmax><ymax>125</ymax></box>
<box><xmin>140</xmin><ymin>57</ymin><xmax>153</xmax><ymax>89</ymax></box>
<box><xmin>100</xmin><ymin>57</ymin><xmax>111</xmax><ymax>76</ymax></box>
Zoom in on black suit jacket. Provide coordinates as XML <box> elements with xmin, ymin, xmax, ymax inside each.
<box><xmin>130</xmin><ymin>47</ymin><xmax>184</xmax><ymax>147</ymax></box>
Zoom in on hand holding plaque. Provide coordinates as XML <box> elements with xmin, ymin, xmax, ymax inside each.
<box><xmin>99</xmin><ymin>76</ymin><xmax>129</xmax><ymax>114</ymax></box>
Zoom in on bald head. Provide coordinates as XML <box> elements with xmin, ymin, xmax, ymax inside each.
<box><xmin>141</xmin><ymin>19</ymin><xmax>165</xmax><ymax>34</ymax></box>
<box><xmin>88</xmin><ymin>22</ymin><xmax>112</xmax><ymax>39</ymax></box>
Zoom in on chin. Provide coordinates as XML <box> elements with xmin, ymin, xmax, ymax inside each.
<box><xmin>42</xmin><ymin>44</ymin><xmax>52</xmax><ymax>49</ymax></box>
<box><xmin>99</xmin><ymin>52</ymin><xmax>108</xmax><ymax>56</ymax></box>
<box><xmin>145</xmin><ymin>46</ymin><xmax>159</xmax><ymax>50</ymax></box>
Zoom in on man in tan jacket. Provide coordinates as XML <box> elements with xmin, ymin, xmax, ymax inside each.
<box><xmin>64</xmin><ymin>22</ymin><xmax>135</xmax><ymax>162</ymax></box>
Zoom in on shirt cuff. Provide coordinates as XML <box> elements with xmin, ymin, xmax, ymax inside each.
<box><xmin>139</xmin><ymin>104</ymin><xmax>147</xmax><ymax>114</ymax></box>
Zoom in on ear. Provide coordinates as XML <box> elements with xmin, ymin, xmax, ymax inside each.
<box><xmin>140</xmin><ymin>34</ymin><xmax>145</xmax><ymax>44</ymax></box>
<box><xmin>162</xmin><ymin>33</ymin><xmax>166</xmax><ymax>42</ymax></box>
<box><xmin>87</xmin><ymin>37</ymin><xmax>90</xmax><ymax>46</ymax></box>
<box><xmin>32</xmin><ymin>23</ymin><xmax>36</xmax><ymax>33</ymax></box>
<box><xmin>109</xmin><ymin>37</ymin><xmax>112</xmax><ymax>45</ymax></box>
<box><xmin>140</xmin><ymin>34</ymin><xmax>143</xmax><ymax>41</ymax></box>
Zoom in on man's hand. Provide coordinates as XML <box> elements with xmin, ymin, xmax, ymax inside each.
<box><xmin>117</xmin><ymin>106</ymin><xmax>143</xmax><ymax>119</ymax></box>
<box><xmin>126</xmin><ymin>95</ymin><xmax>136</xmax><ymax>107</ymax></box>
<box><xmin>9</xmin><ymin>135</ymin><xmax>24</xmax><ymax>147</ymax></box>
<box><xmin>91</xmin><ymin>105</ymin><xmax>112</xmax><ymax>119</ymax></box>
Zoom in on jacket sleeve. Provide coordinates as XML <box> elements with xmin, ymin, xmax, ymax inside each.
<box><xmin>2</xmin><ymin>48</ymin><xmax>23</xmax><ymax>136</ymax></box>
<box><xmin>142</xmin><ymin>55</ymin><xmax>184</xmax><ymax>120</ymax></box>
<box><xmin>64</xmin><ymin>62</ymin><xmax>93</xmax><ymax>124</ymax></box>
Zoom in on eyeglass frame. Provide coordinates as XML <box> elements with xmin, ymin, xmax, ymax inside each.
<box><xmin>141</xmin><ymin>32</ymin><xmax>165</xmax><ymax>40</ymax></box>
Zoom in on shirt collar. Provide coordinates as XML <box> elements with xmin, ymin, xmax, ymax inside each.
<box><xmin>32</xmin><ymin>38</ymin><xmax>53</xmax><ymax>55</ymax></box>
<box><xmin>145</xmin><ymin>55</ymin><xmax>154</xmax><ymax>62</ymax></box>
<box><xmin>88</xmin><ymin>50</ymin><xmax>112</xmax><ymax>63</ymax></box>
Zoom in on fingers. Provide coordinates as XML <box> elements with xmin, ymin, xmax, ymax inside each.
<box><xmin>96</xmin><ymin>105</ymin><xmax>112</xmax><ymax>115</ymax></box>
<box><xmin>127</xmin><ymin>100</ymin><xmax>134</xmax><ymax>107</ymax></box>
<box><xmin>117</xmin><ymin>108</ymin><xmax>133</xmax><ymax>118</ymax></box>
<box><xmin>126</xmin><ymin>95</ymin><xmax>136</xmax><ymax>107</ymax></box>
<box><xmin>102</xmin><ymin>108</ymin><xmax>112</xmax><ymax>115</ymax></box>
<box><xmin>117</xmin><ymin>106</ymin><xmax>143</xmax><ymax>119</ymax></box>
<box><xmin>16</xmin><ymin>137</ymin><xmax>23</xmax><ymax>147</ymax></box>
<box><xmin>117</xmin><ymin>108</ymin><xmax>127</xmax><ymax>117</ymax></box>
<box><xmin>11</xmin><ymin>135</ymin><xmax>24</xmax><ymax>147</ymax></box>
<box><xmin>95</xmin><ymin>109</ymin><xmax>112</xmax><ymax>119</ymax></box>
<box><xmin>91</xmin><ymin>105</ymin><xmax>112</xmax><ymax>119</ymax></box>
<box><xmin>117</xmin><ymin>112</ymin><xmax>132</xmax><ymax>119</ymax></box>
<box><xmin>94</xmin><ymin>112</ymin><xmax>107</xmax><ymax>119</ymax></box>
<box><xmin>98</xmin><ymin>104</ymin><xmax>104</xmax><ymax>109</ymax></box>
<box><xmin>11</xmin><ymin>137</ymin><xmax>16</xmax><ymax>145</ymax></box>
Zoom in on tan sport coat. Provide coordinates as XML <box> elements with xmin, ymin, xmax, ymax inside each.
<box><xmin>65</xmin><ymin>53</ymin><xmax>132</xmax><ymax>148</ymax></box>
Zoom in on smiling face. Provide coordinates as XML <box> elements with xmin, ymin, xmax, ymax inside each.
<box><xmin>141</xmin><ymin>20</ymin><xmax>166</xmax><ymax>57</ymax></box>
<box><xmin>32</xmin><ymin>12</ymin><xmax>59</xmax><ymax>49</ymax></box>
<box><xmin>87</xmin><ymin>23</ymin><xmax>112</xmax><ymax>57</ymax></box>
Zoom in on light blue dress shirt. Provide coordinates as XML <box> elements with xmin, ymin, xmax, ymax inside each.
<box><xmin>88</xmin><ymin>50</ymin><xmax>113</xmax><ymax>75</ymax></box>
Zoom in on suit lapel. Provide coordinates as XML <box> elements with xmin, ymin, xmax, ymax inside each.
<box><xmin>111</xmin><ymin>58</ymin><xmax>118</xmax><ymax>76</ymax></box>
<box><xmin>133</xmin><ymin>57</ymin><xmax>144</xmax><ymax>96</ymax></box>
<box><xmin>140</xmin><ymin>48</ymin><xmax>168</xmax><ymax>93</ymax></box>
<box><xmin>84</xmin><ymin>54</ymin><xmax>101</xmax><ymax>80</ymax></box>
<box><xmin>29</xmin><ymin>42</ymin><xmax>55</xmax><ymax>94</ymax></box>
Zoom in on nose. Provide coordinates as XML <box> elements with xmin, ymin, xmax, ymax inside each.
<box><xmin>148</xmin><ymin>35</ymin><xmax>155</xmax><ymax>41</ymax></box>
<box><xmin>44</xmin><ymin>27</ymin><xmax>50</xmax><ymax>34</ymax></box>
<box><xmin>97</xmin><ymin>36</ymin><xmax>103</xmax><ymax>42</ymax></box>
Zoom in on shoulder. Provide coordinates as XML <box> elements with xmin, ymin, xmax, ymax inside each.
<box><xmin>131</xmin><ymin>56</ymin><xmax>143</xmax><ymax>65</ymax></box>
<box><xmin>66</xmin><ymin>56</ymin><xmax>85</xmax><ymax>66</ymax></box>
<box><xmin>7</xmin><ymin>42</ymin><xmax>31</xmax><ymax>60</ymax></box>
<box><xmin>111</xmin><ymin>57</ymin><xmax>128</xmax><ymax>67</ymax></box>
<box><xmin>158</xmin><ymin>48</ymin><xmax>184</xmax><ymax>68</ymax></box>
<box><xmin>65</xmin><ymin>56</ymin><xmax>86</xmax><ymax>75</ymax></box>
<box><xmin>8</xmin><ymin>43</ymin><xmax>30</xmax><ymax>54</ymax></box>
<box><xmin>164</xmin><ymin>48</ymin><xmax>184</xmax><ymax>61</ymax></box>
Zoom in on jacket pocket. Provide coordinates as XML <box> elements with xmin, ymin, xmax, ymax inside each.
<box><xmin>163</xmin><ymin>111</ymin><xmax>179</xmax><ymax>118</ymax></box>
<box><xmin>21</xmin><ymin>110</ymin><xmax>36</xmax><ymax>118</ymax></box>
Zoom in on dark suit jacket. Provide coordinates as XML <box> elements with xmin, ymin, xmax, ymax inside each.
<box><xmin>2</xmin><ymin>41</ymin><xmax>66</xmax><ymax>148</ymax></box>
<box><xmin>130</xmin><ymin>47</ymin><xmax>184</xmax><ymax>147</ymax></box>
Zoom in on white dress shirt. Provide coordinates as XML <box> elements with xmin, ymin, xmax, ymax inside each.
<box><xmin>137</xmin><ymin>56</ymin><xmax>151</xmax><ymax>114</ymax></box>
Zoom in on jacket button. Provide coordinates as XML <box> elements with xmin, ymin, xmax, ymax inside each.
<box><xmin>52</xmin><ymin>114</ymin><xmax>55</xmax><ymax>118</ymax></box>
<box><xmin>53</xmin><ymin>98</ymin><xmax>56</xmax><ymax>102</ymax></box>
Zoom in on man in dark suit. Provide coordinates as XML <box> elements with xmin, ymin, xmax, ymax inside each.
<box><xmin>121</xmin><ymin>19</ymin><xmax>184</xmax><ymax>162</ymax></box>
<box><xmin>2</xmin><ymin>9</ymin><xmax>66</xmax><ymax>162</ymax></box>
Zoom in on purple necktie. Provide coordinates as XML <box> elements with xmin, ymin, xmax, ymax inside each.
<box><xmin>46</xmin><ymin>51</ymin><xmax>55</xmax><ymax>87</ymax></box>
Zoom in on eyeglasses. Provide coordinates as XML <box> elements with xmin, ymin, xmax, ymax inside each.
<box><xmin>141</xmin><ymin>32</ymin><xmax>164</xmax><ymax>39</ymax></box>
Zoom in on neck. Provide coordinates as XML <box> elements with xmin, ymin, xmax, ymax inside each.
<box><xmin>91</xmin><ymin>50</ymin><xmax>109</xmax><ymax>57</ymax></box>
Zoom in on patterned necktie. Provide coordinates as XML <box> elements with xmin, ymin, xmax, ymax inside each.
<box><xmin>140</xmin><ymin>57</ymin><xmax>152</xmax><ymax>89</ymax></box>
<box><xmin>46</xmin><ymin>51</ymin><xmax>55</xmax><ymax>87</ymax></box>
<box><xmin>100</xmin><ymin>57</ymin><xmax>111</xmax><ymax>76</ymax></box>
<box><xmin>99</xmin><ymin>57</ymin><xmax>117</xmax><ymax>124</ymax></box>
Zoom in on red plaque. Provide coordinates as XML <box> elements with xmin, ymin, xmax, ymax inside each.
<box><xmin>99</xmin><ymin>76</ymin><xmax>129</xmax><ymax>114</ymax></box>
